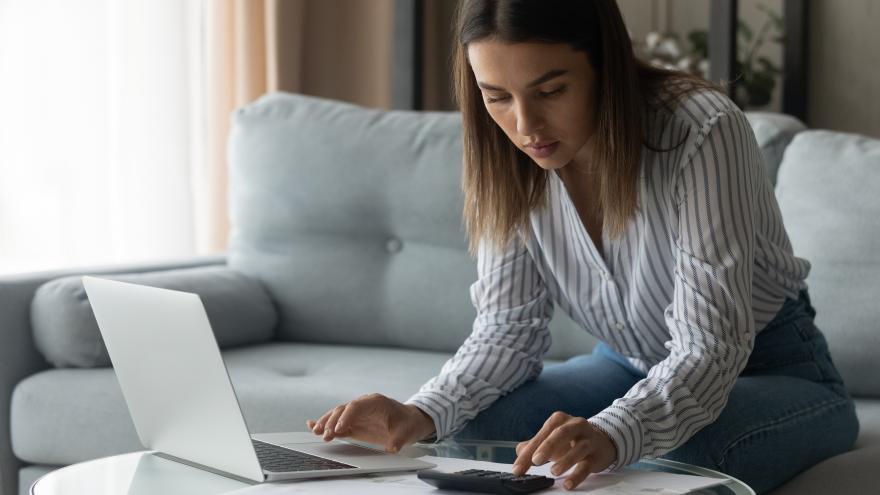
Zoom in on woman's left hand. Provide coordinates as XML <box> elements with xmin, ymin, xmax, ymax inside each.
<box><xmin>512</xmin><ymin>411</ymin><xmax>617</xmax><ymax>491</ymax></box>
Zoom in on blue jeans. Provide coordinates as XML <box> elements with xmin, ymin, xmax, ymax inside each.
<box><xmin>455</xmin><ymin>290</ymin><xmax>859</xmax><ymax>494</ymax></box>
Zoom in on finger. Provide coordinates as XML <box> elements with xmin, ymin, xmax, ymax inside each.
<box><xmin>550</xmin><ymin>439</ymin><xmax>591</xmax><ymax>477</ymax></box>
<box><xmin>513</xmin><ymin>412</ymin><xmax>569</xmax><ymax>475</ymax></box>
<box><xmin>306</xmin><ymin>419</ymin><xmax>325</xmax><ymax>436</ymax></box>
<box><xmin>322</xmin><ymin>405</ymin><xmax>347</xmax><ymax>441</ymax></box>
<box><xmin>335</xmin><ymin>397</ymin><xmax>367</xmax><ymax>435</ymax></box>
<box><xmin>515</xmin><ymin>441</ymin><xmax>529</xmax><ymax>456</ymax></box>
<box><xmin>513</xmin><ymin>420</ymin><xmax>562</xmax><ymax>476</ymax></box>
<box><xmin>563</xmin><ymin>458</ymin><xmax>598</xmax><ymax>491</ymax></box>
<box><xmin>533</xmin><ymin>420</ymin><xmax>585</xmax><ymax>464</ymax></box>
<box><xmin>513</xmin><ymin>440</ymin><xmax>543</xmax><ymax>476</ymax></box>
<box><xmin>312</xmin><ymin>410</ymin><xmax>334</xmax><ymax>434</ymax></box>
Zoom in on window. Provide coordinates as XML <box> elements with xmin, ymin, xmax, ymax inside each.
<box><xmin>0</xmin><ymin>0</ymin><xmax>206</xmax><ymax>275</ymax></box>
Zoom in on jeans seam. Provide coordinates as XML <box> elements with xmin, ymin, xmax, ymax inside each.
<box><xmin>744</xmin><ymin>353</ymin><xmax>817</xmax><ymax>371</ymax></box>
<box><xmin>715</xmin><ymin>395</ymin><xmax>853</xmax><ymax>470</ymax></box>
<box><xmin>792</xmin><ymin>317</ymin><xmax>821</xmax><ymax>341</ymax></box>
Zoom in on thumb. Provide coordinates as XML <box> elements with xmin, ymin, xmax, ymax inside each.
<box><xmin>385</xmin><ymin>427</ymin><xmax>411</xmax><ymax>454</ymax></box>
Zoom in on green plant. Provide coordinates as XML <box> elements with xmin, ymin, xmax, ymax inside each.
<box><xmin>690</xmin><ymin>3</ymin><xmax>785</xmax><ymax>108</ymax></box>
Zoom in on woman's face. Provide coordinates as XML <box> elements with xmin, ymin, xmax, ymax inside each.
<box><xmin>467</xmin><ymin>40</ymin><xmax>599</xmax><ymax>171</ymax></box>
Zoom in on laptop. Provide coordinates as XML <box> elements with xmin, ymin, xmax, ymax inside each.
<box><xmin>81</xmin><ymin>276</ymin><xmax>435</xmax><ymax>483</ymax></box>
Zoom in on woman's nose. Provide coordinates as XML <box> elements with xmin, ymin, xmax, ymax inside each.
<box><xmin>515</xmin><ymin>101</ymin><xmax>544</xmax><ymax>136</ymax></box>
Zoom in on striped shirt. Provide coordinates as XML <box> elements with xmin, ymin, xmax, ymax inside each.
<box><xmin>406</xmin><ymin>89</ymin><xmax>811</xmax><ymax>469</ymax></box>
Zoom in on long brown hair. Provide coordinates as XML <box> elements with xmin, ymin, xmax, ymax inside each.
<box><xmin>455</xmin><ymin>0</ymin><xmax>718</xmax><ymax>253</ymax></box>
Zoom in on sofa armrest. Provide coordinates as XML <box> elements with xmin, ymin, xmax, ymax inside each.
<box><xmin>0</xmin><ymin>254</ymin><xmax>225</xmax><ymax>495</ymax></box>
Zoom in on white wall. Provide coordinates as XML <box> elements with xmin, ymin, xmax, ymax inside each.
<box><xmin>808</xmin><ymin>0</ymin><xmax>880</xmax><ymax>138</ymax></box>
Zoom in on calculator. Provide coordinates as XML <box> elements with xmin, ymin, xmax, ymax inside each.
<box><xmin>417</xmin><ymin>468</ymin><xmax>555</xmax><ymax>494</ymax></box>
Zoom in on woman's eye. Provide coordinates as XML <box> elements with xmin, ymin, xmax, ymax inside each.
<box><xmin>486</xmin><ymin>95</ymin><xmax>510</xmax><ymax>104</ymax></box>
<box><xmin>539</xmin><ymin>87</ymin><xmax>565</xmax><ymax>98</ymax></box>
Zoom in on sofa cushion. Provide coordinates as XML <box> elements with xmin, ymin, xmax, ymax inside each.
<box><xmin>227</xmin><ymin>92</ymin><xmax>477</xmax><ymax>352</ymax></box>
<box><xmin>10</xmin><ymin>343</ymin><xmax>453</xmax><ymax>465</ymax></box>
<box><xmin>775</xmin><ymin>130</ymin><xmax>880</xmax><ymax>397</ymax></box>
<box><xmin>745</xmin><ymin>112</ymin><xmax>807</xmax><ymax>186</ymax></box>
<box><xmin>30</xmin><ymin>266</ymin><xmax>278</xmax><ymax>368</ymax></box>
<box><xmin>227</xmin><ymin>92</ymin><xmax>588</xmax><ymax>356</ymax></box>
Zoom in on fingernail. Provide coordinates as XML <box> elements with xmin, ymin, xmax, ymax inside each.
<box><xmin>532</xmin><ymin>452</ymin><xmax>546</xmax><ymax>465</ymax></box>
<box><xmin>564</xmin><ymin>480</ymin><xmax>574</xmax><ymax>490</ymax></box>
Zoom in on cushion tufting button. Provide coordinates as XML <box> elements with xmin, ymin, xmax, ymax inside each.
<box><xmin>386</xmin><ymin>237</ymin><xmax>403</xmax><ymax>253</ymax></box>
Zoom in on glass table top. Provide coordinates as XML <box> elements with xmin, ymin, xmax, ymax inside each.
<box><xmin>414</xmin><ymin>440</ymin><xmax>754</xmax><ymax>495</ymax></box>
<box><xmin>32</xmin><ymin>439</ymin><xmax>754</xmax><ymax>494</ymax></box>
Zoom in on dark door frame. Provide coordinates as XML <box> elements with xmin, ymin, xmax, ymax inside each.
<box><xmin>710</xmin><ymin>0</ymin><xmax>809</xmax><ymax>120</ymax></box>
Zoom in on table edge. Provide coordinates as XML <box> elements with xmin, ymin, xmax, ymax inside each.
<box><xmin>29</xmin><ymin>447</ymin><xmax>755</xmax><ymax>495</ymax></box>
<box><xmin>29</xmin><ymin>451</ymin><xmax>150</xmax><ymax>494</ymax></box>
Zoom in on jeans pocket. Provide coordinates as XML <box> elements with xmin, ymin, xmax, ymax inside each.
<box><xmin>794</xmin><ymin>317</ymin><xmax>847</xmax><ymax>390</ymax></box>
<box><xmin>792</xmin><ymin>314</ymin><xmax>822</xmax><ymax>341</ymax></box>
<box><xmin>744</xmin><ymin>315</ymin><xmax>822</xmax><ymax>380</ymax></box>
<box><xmin>745</xmin><ymin>313</ymin><xmax>848</xmax><ymax>394</ymax></box>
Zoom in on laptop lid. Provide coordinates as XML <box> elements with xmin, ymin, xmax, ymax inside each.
<box><xmin>82</xmin><ymin>276</ymin><xmax>265</xmax><ymax>483</ymax></box>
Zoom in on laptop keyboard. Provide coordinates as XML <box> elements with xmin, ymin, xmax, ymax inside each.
<box><xmin>252</xmin><ymin>439</ymin><xmax>356</xmax><ymax>472</ymax></box>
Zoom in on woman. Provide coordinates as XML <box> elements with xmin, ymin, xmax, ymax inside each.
<box><xmin>307</xmin><ymin>1</ymin><xmax>859</xmax><ymax>492</ymax></box>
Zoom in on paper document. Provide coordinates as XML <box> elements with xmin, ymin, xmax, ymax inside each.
<box><xmin>226</xmin><ymin>455</ymin><xmax>731</xmax><ymax>494</ymax></box>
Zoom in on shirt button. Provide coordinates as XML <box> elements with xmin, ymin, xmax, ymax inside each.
<box><xmin>614</xmin><ymin>321</ymin><xmax>625</xmax><ymax>330</ymax></box>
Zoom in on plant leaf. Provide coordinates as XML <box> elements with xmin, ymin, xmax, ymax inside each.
<box><xmin>688</xmin><ymin>30</ymin><xmax>708</xmax><ymax>57</ymax></box>
<box><xmin>758</xmin><ymin>3</ymin><xmax>784</xmax><ymax>26</ymax></box>
<box><xmin>757</xmin><ymin>56</ymin><xmax>780</xmax><ymax>73</ymax></box>
<box><xmin>738</xmin><ymin>20</ymin><xmax>754</xmax><ymax>41</ymax></box>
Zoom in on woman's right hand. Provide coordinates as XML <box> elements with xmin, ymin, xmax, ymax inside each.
<box><xmin>306</xmin><ymin>393</ymin><xmax>436</xmax><ymax>453</ymax></box>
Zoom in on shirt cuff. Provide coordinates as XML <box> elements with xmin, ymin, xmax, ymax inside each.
<box><xmin>589</xmin><ymin>404</ymin><xmax>645</xmax><ymax>469</ymax></box>
<box><xmin>405</xmin><ymin>390</ymin><xmax>458</xmax><ymax>442</ymax></box>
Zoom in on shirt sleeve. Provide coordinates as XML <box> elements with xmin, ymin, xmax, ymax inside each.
<box><xmin>588</xmin><ymin>108</ymin><xmax>761</xmax><ymax>468</ymax></box>
<box><xmin>406</xmin><ymin>235</ymin><xmax>554</xmax><ymax>441</ymax></box>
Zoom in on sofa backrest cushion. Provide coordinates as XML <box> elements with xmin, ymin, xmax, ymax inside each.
<box><xmin>227</xmin><ymin>92</ymin><xmax>596</xmax><ymax>356</ymax></box>
<box><xmin>745</xmin><ymin>112</ymin><xmax>806</xmax><ymax>186</ymax></box>
<box><xmin>31</xmin><ymin>266</ymin><xmax>278</xmax><ymax>368</ymax></box>
<box><xmin>776</xmin><ymin>130</ymin><xmax>880</xmax><ymax>397</ymax></box>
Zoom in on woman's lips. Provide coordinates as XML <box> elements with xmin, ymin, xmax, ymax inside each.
<box><xmin>526</xmin><ymin>141</ymin><xmax>559</xmax><ymax>158</ymax></box>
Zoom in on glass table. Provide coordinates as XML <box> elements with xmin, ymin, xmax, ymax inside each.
<box><xmin>419</xmin><ymin>440</ymin><xmax>754</xmax><ymax>495</ymax></box>
<box><xmin>31</xmin><ymin>439</ymin><xmax>754</xmax><ymax>494</ymax></box>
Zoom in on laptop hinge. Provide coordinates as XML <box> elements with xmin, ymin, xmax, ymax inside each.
<box><xmin>153</xmin><ymin>451</ymin><xmax>263</xmax><ymax>484</ymax></box>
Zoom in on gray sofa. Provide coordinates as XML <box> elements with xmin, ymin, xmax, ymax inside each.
<box><xmin>2</xmin><ymin>93</ymin><xmax>878</xmax><ymax>495</ymax></box>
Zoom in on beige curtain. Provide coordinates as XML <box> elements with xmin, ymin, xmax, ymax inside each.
<box><xmin>200</xmin><ymin>0</ymin><xmax>394</xmax><ymax>253</ymax></box>
<box><xmin>423</xmin><ymin>0</ymin><xmax>458</xmax><ymax>111</ymax></box>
